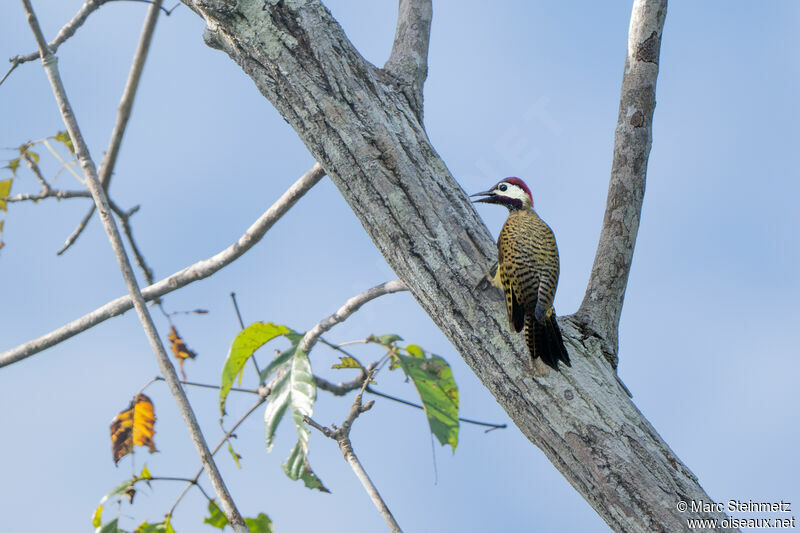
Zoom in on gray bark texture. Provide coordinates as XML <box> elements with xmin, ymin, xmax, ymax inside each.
<box><xmin>575</xmin><ymin>0</ymin><xmax>666</xmax><ymax>363</ymax></box>
<box><xmin>184</xmin><ymin>0</ymin><xmax>733</xmax><ymax>531</ymax></box>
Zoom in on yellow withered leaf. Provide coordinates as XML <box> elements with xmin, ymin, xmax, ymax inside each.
<box><xmin>110</xmin><ymin>394</ymin><xmax>157</xmax><ymax>464</ymax></box>
<box><xmin>0</xmin><ymin>178</ymin><xmax>12</xmax><ymax>211</ymax></box>
<box><xmin>168</xmin><ymin>325</ymin><xmax>197</xmax><ymax>379</ymax></box>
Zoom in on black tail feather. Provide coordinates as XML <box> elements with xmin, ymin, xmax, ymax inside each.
<box><xmin>525</xmin><ymin>310</ymin><xmax>571</xmax><ymax>371</ymax></box>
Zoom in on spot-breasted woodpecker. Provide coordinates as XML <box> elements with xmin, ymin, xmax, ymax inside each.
<box><xmin>472</xmin><ymin>177</ymin><xmax>571</xmax><ymax>371</ymax></box>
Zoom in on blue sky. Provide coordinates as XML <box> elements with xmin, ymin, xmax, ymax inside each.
<box><xmin>1</xmin><ymin>1</ymin><xmax>798</xmax><ymax>532</ymax></box>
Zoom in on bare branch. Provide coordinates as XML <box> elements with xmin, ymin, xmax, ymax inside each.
<box><xmin>384</xmin><ymin>0</ymin><xmax>432</xmax><ymax>117</ymax></box>
<box><xmin>6</xmin><ymin>0</ymin><xmax>109</xmax><ymax>82</ymax></box>
<box><xmin>26</xmin><ymin>155</ymin><xmax>49</xmax><ymax>190</ymax></box>
<box><xmin>60</xmin><ymin>0</ymin><xmax>163</xmax><ymax>253</ymax></box>
<box><xmin>5</xmin><ymin>189</ymin><xmax>91</xmax><ymax>202</ymax></box>
<box><xmin>574</xmin><ymin>0</ymin><xmax>668</xmax><ymax>363</ymax></box>
<box><xmin>0</xmin><ymin>163</ymin><xmax>325</xmax><ymax>368</ymax></box>
<box><xmin>9</xmin><ymin>158</ymin><xmax>155</xmax><ymax>282</ymax></box>
<box><xmin>305</xmin><ymin>365</ymin><xmax>403</xmax><ymax>533</ymax></box>
<box><xmin>20</xmin><ymin>2</ymin><xmax>246</xmax><ymax>529</ymax></box>
<box><xmin>57</xmin><ymin>206</ymin><xmax>94</xmax><ymax>254</ymax></box>
<box><xmin>100</xmin><ymin>0</ymin><xmax>160</xmax><ymax>190</ymax></box>
<box><xmin>298</xmin><ymin>280</ymin><xmax>408</xmax><ymax>353</ymax></box>
<box><xmin>4</xmin><ymin>0</ymin><xmax>176</xmax><ymax>88</ymax></box>
<box><xmin>314</xmin><ymin>373</ymin><xmax>365</xmax><ymax>396</ymax></box>
<box><xmin>114</xmin><ymin>203</ymin><xmax>154</xmax><ymax>284</ymax></box>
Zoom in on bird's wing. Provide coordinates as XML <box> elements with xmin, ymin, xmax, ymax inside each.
<box><xmin>500</xmin><ymin>263</ymin><xmax>526</xmax><ymax>332</ymax></box>
<box><xmin>533</xmin><ymin>222</ymin><xmax>560</xmax><ymax>322</ymax></box>
<box><xmin>497</xmin><ymin>232</ymin><xmax>526</xmax><ymax>332</ymax></box>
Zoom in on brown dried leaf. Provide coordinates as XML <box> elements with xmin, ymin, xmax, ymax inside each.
<box><xmin>168</xmin><ymin>325</ymin><xmax>197</xmax><ymax>379</ymax></box>
<box><xmin>110</xmin><ymin>394</ymin><xmax>157</xmax><ymax>464</ymax></box>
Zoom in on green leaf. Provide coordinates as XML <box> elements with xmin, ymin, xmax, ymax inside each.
<box><xmin>264</xmin><ymin>344</ymin><xmax>316</xmax><ymax>453</ymax></box>
<box><xmin>220</xmin><ymin>322</ymin><xmax>292</xmax><ymax>416</ymax></box>
<box><xmin>405</xmin><ymin>344</ymin><xmax>424</xmax><ymax>358</ymax></box>
<box><xmin>203</xmin><ymin>500</ymin><xmax>228</xmax><ymax>529</ymax></box>
<box><xmin>265</xmin><ymin>344</ymin><xmax>326</xmax><ymax>490</ymax></box>
<box><xmin>134</xmin><ymin>519</ymin><xmax>174</xmax><ymax>533</ymax></box>
<box><xmin>227</xmin><ymin>441</ymin><xmax>242</xmax><ymax>468</ymax></box>
<box><xmin>394</xmin><ymin>346</ymin><xmax>460</xmax><ymax>451</ymax></box>
<box><xmin>368</xmin><ymin>333</ymin><xmax>403</xmax><ymax>347</ymax></box>
<box><xmin>244</xmin><ymin>513</ymin><xmax>274</xmax><ymax>533</ymax></box>
<box><xmin>54</xmin><ymin>130</ymin><xmax>75</xmax><ymax>153</ymax></box>
<box><xmin>331</xmin><ymin>355</ymin><xmax>363</xmax><ymax>370</ymax></box>
<box><xmin>94</xmin><ymin>477</ymin><xmax>137</xmax><ymax>528</ymax></box>
<box><xmin>133</xmin><ymin>522</ymin><xmax>161</xmax><ymax>533</ymax></box>
<box><xmin>282</xmin><ymin>440</ymin><xmax>329</xmax><ymax>492</ymax></box>
<box><xmin>17</xmin><ymin>142</ymin><xmax>40</xmax><ymax>165</ymax></box>
<box><xmin>258</xmin><ymin>344</ymin><xmax>295</xmax><ymax>384</ymax></box>
<box><xmin>7</xmin><ymin>159</ymin><xmax>19</xmax><ymax>176</ymax></box>
<box><xmin>264</xmin><ymin>370</ymin><xmax>291</xmax><ymax>453</ymax></box>
<box><xmin>97</xmin><ymin>519</ymin><xmax>128</xmax><ymax>533</ymax></box>
<box><xmin>0</xmin><ymin>178</ymin><xmax>12</xmax><ymax>211</ymax></box>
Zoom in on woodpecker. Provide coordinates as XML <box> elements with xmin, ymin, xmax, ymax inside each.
<box><xmin>472</xmin><ymin>177</ymin><xmax>571</xmax><ymax>371</ymax></box>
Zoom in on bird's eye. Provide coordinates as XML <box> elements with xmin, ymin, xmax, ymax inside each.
<box><xmin>498</xmin><ymin>184</ymin><xmax>508</xmax><ymax>192</ymax></box>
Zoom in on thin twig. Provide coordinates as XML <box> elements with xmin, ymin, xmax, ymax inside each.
<box><xmin>230</xmin><ymin>292</ymin><xmax>246</xmax><ymax>330</ymax></box>
<box><xmin>60</xmin><ymin>0</ymin><xmax>163</xmax><ymax>254</ymax></box>
<box><xmin>305</xmin><ymin>365</ymin><xmax>403</xmax><ymax>533</ymax></box>
<box><xmin>135</xmin><ymin>376</ymin><xmax>160</xmax><ymax>396</ymax></box>
<box><xmin>365</xmin><ymin>387</ymin><xmax>506</xmax><ymax>431</ymax></box>
<box><xmin>3</xmin><ymin>0</ymin><xmax>177</xmax><ymax>89</ymax></box>
<box><xmin>334</xmin><ymin>339</ymin><xmax>371</xmax><ymax>348</ymax></box>
<box><xmin>164</xmin><ymin>372</ymin><xmax>506</xmax><ymax>430</ymax></box>
<box><xmin>318</xmin><ymin>337</ymin><xmax>360</xmax><ymax>359</ymax></box>
<box><xmin>5</xmin><ymin>189</ymin><xmax>91</xmax><ymax>202</ymax></box>
<box><xmin>41</xmin><ymin>139</ymin><xmax>84</xmax><ymax>183</ymax></box>
<box><xmin>57</xmin><ymin>205</ymin><xmax>94</xmax><ymax>254</ymax></box>
<box><xmin>20</xmin><ymin>2</ymin><xmax>247</xmax><ymax>530</ymax></box>
<box><xmin>314</xmin><ymin>373</ymin><xmax>366</xmax><ymax>397</ymax></box>
<box><xmin>117</xmin><ymin>205</ymin><xmax>154</xmax><ymax>284</ymax></box>
<box><xmin>5</xmin><ymin>0</ymin><xmax>109</xmax><ymax>86</ymax></box>
<box><xmin>112</xmin><ymin>0</ymin><xmax>178</xmax><ymax>16</ymax></box>
<box><xmin>168</xmin><ymin>395</ymin><xmax>267</xmax><ymax>517</ymax></box>
<box><xmin>298</xmin><ymin>280</ymin><xmax>408</xmax><ymax>353</ymax></box>
<box><xmin>0</xmin><ymin>163</ymin><xmax>326</xmax><ymax>368</ymax></box>
<box><xmin>25</xmin><ymin>155</ymin><xmax>49</xmax><ymax>190</ymax></box>
<box><xmin>99</xmin><ymin>0</ymin><xmax>161</xmax><ymax>191</ymax></box>
<box><xmin>230</xmin><ymin>292</ymin><xmax>261</xmax><ymax>379</ymax></box>
<box><xmin>147</xmin><ymin>476</ymin><xmax>214</xmax><ymax>503</ymax></box>
<box><xmin>0</xmin><ymin>62</ymin><xmax>20</xmax><ymax>87</ymax></box>
<box><xmin>154</xmin><ymin>376</ymin><xmax>259</xmax><ymax>395</ymax></box>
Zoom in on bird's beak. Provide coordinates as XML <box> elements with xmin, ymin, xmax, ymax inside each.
<box><xmin>470</xmin><ymin>190</ymin><xmax>496</xmax><ymax>204</ymax></box>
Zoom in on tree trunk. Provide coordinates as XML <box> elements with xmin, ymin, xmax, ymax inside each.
<box><xmin>184</xmin><ymin>0</ymin><xmax>733</xmax><ymax>530</ymax></box>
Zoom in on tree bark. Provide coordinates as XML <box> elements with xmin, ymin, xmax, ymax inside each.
<box><xmin>575</xmin><ymin>0</ymin><xmax>667</xmax><ymax>364</ymax></box>
<box><xmin>183</xmin><ymin>0</ymin><xmax>732</xmax><ymax>531</ymax></box>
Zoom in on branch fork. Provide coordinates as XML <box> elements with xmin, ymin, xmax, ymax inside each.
<box><xmin>305</xmin><ymin>364</ymin><xmax>403</xmax><ymax>533</ymax></box>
